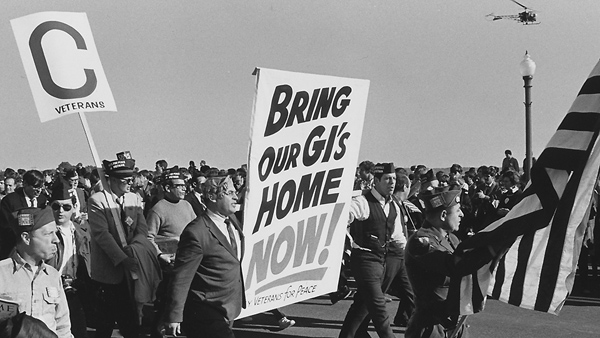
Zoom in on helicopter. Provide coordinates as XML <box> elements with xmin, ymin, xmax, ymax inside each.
<box><xmin>486</xmin><ymin>0</ymin><xmax>539</xmax><ymax>25</ymax></box>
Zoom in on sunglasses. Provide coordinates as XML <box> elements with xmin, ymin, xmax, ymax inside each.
<box><xmin>119</xmin><ymin>178</ymin><xmax>134</xmax><ymax>184</ymax></box>
<box><xmin>51</xmin><ymin>203</ymin><xmax>73</xmax><ymax>211</ymax></box>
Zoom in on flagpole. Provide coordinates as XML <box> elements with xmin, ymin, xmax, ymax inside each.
<box><xmin>78</xmin><ymin>111</ymin><xmax>109</xmax><ymax>190</ymax></box>
<box><xmin>77</xmin><ymin>112</ymin><xmax>129</xmax><ymax>249</ymax></box>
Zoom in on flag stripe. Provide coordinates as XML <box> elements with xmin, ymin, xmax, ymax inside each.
<box><xmin>546</xmin><ymin>130</ymin><xmax>594</xmax><ymax>151</ymax></box>
<box><xmin>534</xmin><ymin>148</ymin><xmax>587</xmax><ymax>171</ymax></box>
<box><xmin>508</xmin><ymin>231</ymin><xmax>535</xmax><ymax>306</ymax></box>
<box><xmin>578</xmin><ymin>75</ymin><xmax>600</xmax><ymax>95</ymax></box>
<box><xmin>558</xmin><ymin>112</ymin><xmax>600</xmax><ymax>132</ymax></box>
<box><xmin>569</xmin><ymin>94</ymin><xmax>600</xmax><ymax>114</ymax></box>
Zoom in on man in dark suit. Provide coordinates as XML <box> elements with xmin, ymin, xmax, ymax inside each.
<box><xmin>0</xmin><ymin>169</ymin><xmax>48</xmax><ymax>259</ymax></box>
<box><xmin>88</xmin><ymin>152</ymin><xmax>148</xmax><ymax>338</ymax></box>
<box><xmin>183</xmin><ymin>172</ymin><xmax>207</xmax><ymax>216</ymax></box>
<box><xmin>164</xmin><ymin>175</ymin><xmax>245</xmax><ymax>338</ymax></box>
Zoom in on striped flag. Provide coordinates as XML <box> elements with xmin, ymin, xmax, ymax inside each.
<box><xmin>449</xmin><ymin>58</ymin><xmax>600</xmax><ymax>316</ymax></box>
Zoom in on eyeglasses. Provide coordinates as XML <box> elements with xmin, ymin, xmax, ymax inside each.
<box><xmin>119</xmin><ymin>178</ymin><xmax>133</xmax><ymax>184</ymax></box>
<box><xmin>51</xmin><ymin>203</ymin><xmax>73</xmax><ymax>211</ymax></box>
<box><xmin>173</xmin><ymin>184</ymin><xmax>187</xmax><ymax>189</ymax></box>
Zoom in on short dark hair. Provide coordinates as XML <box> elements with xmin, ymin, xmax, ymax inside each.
<box><xmin>505</xmin><ymin>149</ymin><xmax>512</xmax><ymax>155</ymax></box>
<box><xmin>23</xmin><ymin>170</ymin><xmax>44</xmax><ymax>187</ymax></box>
<box><xmin>501</xmin><ymin>170</ymin><xmax>520</xmax><ymax>186</ymax></box>
<box><xmin>450</xmin><ymin>164</ymin><xmax>463</xmax><ymax>174</ymax></box>
<box><xmin>394</xmin><ymin>174</ymin><xmax>410</xmax><ymax>193</ymax></box>
<box><xmin>358</xmin><ymin>160</ymin><xmax>375</xmax><ymax>173</ymax></box>
<box><xmin>156</xmin><ymin>160</ymin><xmax>168</xmax><ymax>169</ymax></box>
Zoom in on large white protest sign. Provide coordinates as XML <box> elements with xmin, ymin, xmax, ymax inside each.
<box><xmin>240</xmin><ymin>68</ymin><xmax>369</xmax><ymax>318</ymax></box>
<box><xmin>11</xmin><ymin>12</ymin><xmax>116</xmax><ymax>123</ymax></box>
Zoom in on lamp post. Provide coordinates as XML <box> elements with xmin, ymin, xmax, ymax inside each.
<box><xmin>520</xmin><ymin>51</ymin><xmax>536</xmax><ymax>182</ymax></box>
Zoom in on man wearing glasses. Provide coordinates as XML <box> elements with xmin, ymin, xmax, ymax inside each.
<box><xmin>146</xmin><ymin>168</ymin><xmax>196</xmax><ymax>338</ymax></box>
<box><xmin>87</xmin><ymin>152</ymin><xmax>148</xmax><ymax>338</ymax></box>
<box><xmin>0</xmin><ymin>170</ymin><xmax>48</xmax><ymax>259</ymax></box>
<box><xmin>47</xmin><ymin>177</ymin><xmax>89</xmax><ymax>338</ymax></box>
<box><xmin>164</xmin><ymin>175</ymin><xmax>245</xmax><ymax>338</ymax></box>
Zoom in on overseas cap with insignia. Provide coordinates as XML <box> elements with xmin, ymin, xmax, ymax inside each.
<box><xmin>373</xmin><ymin>162</ymin><xmax>395</xmax><ymax>176</ymax></box>
<box><xmin>14</xmin><ymin>207</ymin><xmax>55</xmax><ymax>233</ymax></box>
<box><xmin>419</xmin><ymin>186</ymin><xmax>461</xmax><ymax>212</ymax></box>
<box><xmin>50</xmin><ymin>177</ymin><xmax>74</xmax><ymax>202</ymax></box>
<box><xmin>419</xmin><ymin>169</ymin><xmax>439</xmax><ymax>193</ymax></box>
<box><xmin>103</xmin><ymin>151</ymin><xmax>136</xmax><ymax>178</ymax></box>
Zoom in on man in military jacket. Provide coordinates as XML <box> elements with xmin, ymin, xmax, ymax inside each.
<box><xmin>405</xmin><ymin>186</ymin><xmax>495</xmax><ymax>338</ymax></box>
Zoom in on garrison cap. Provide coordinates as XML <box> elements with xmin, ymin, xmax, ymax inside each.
<box><xmin>14</xmin><ymin>207</ymin><xmax>55</xmax><ymax>233</ymax></box>
<box><xmin>419</xmin><ymin>186</ymin><xmax>461</xmax><ymax>212</ymax></box>
<box><xmin>50</xmin><ymin>178</ymin><xmax>74</xmax><ymax>202</ymax></box>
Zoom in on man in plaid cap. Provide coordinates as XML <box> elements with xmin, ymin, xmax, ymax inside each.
<box><xmin>0</xmin><ymin>207</ymin><xmax>73</xmax><ymax>337</ymax></box>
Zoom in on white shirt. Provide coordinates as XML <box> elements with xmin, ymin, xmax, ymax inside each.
<box><xmin>348</xmin><ymin>188</ymin><xmax>407</xmax><ymax>249</ymax></box>
<box><xmin>57</xmin><ymin>222</ymin><xmax>77</xmax><ymax>278</ymax></box>
<box><xmin>26</xmin><ymin>196</ymin><xmax>37</xmax><ymax>207</ymax></box>
<box><xmin>206</xmin><ymin>209</ymin><xmax>241</xmax><ymax>260</ymax></box>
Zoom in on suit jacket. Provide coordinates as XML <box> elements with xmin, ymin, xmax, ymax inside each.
<box><xmin>88</xmin><ymin>190</ymin><xmax>148</xmax><ymax>285</ymax></box>
<box><xmin>184</xmin><ymin>192</ymin><xmax>206</xmax><ymax>217</ymax></box>
<box><xmin>165</xmin><ymin>212</ymin><xmax>245</xmax><ymax>323</ymax></box>
<box><xmin>0</xmin><ymin>188</ymin><xmax>48</xmax><ymax>225</ymax></box>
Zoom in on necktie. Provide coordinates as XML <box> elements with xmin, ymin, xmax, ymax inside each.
<box><xmin>116</xmin><ymin>196</ymin><xmax>128</xmax><ymax>236</ymax></box>
<box><xmin>225</xmin><ymin>218</ymin><xmax>238</xmax><ymax>258</ymax></box>
<box><xmin>30</xmin><ymin>197</ymin><xmax>37</xmax><ymax>208</ymax></box>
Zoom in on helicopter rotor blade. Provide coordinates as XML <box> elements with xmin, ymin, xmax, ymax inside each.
<box><xmin>510</xmin><ymin>0</ymin><xmax>529</xmax><ymax>10</ymax></box>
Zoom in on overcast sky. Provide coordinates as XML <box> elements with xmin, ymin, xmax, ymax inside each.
<box><xmin>2</xmin><ymin>0</ymin><xmax>600</xmax><ymax>171</ymax></box>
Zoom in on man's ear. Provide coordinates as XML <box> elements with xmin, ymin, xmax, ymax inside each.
<box><xmin>21</xmin><ymin>232</ymin><xmax>30</xmax><ymax>245</ymax></box>
<box><xmin>439</xmin><ymin>209</ymin><xmax>448</xmax><ymax>222</ymax></box>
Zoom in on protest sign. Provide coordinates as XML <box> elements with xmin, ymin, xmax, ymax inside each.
<box><xmin>0</xmin><ymin>298</ymin><xmax>19</xmax><ymax>321</ymax></box>
<box><xmin>240</xmin><ymin>68</ymin><xmax>369</xmax><ymax>317</ymax></box>
<box><xmin>11</xmin><ymin>12</ymin><xmax>116</xmax><ymax>123</ymax></box>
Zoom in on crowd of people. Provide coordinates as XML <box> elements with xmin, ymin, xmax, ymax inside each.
<box><xmin>0</xmin><ymin>149</ymin><xmax>596</xmax><ymax>338</ymax></box>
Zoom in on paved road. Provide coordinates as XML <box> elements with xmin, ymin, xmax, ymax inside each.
<box><xmin>232</xmin><ymin>295</ymin><xmax>600</xmax><ymax>338</ymax></box>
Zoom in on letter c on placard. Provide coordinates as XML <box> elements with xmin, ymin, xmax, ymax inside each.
<box><xmin>29</xmin><ymin>21</ymin><xmax>97</xmax><ymax>99</ymax></box>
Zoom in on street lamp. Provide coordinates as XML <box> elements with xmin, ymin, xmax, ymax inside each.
<box><xmin>520</xmin><ymin>51</ymin><xmax>536</xmax><ymax>182</ymax></box>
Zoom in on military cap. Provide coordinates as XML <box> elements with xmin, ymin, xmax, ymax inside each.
<box><xmin>50</xmin><ymin>178</ymin><xmax>74</xmax><ymax>202</ymax></box>
<box><xmin>14</xmin><ymin>207</ymin><xmax>55</xmax><ymax>233</ymax></box>
<box><xmin>419</xmin><ymin>186</ymin><xmax>461</xmax><ymax>212</ymax></box>
<box><xmin>373</xmin><ymin>162</ymin><xmax>395</xmax><ymax>175</ymax></box>
<box><xmin>419</xmin><ymin>169</ymin><xmax>439</xmax><ymax>193</ymax></box>
<box><xmin>162</xmin><ymin>166</ymin><xmax>186</xmax><ymax>185</ymax></box>
<box><xmin>103</xmin><ymin>151</ymin><xmax>135</xmax><ymax>178</ymax></box>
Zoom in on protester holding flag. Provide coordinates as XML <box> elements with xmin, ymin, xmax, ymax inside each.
<box><xmin>404</xmin><ymin>185</ymin><xmax>499</xmax><ymax>338</ymax></box>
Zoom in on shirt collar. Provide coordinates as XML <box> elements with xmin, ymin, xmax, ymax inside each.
<box><xmin>10</xmin><ymin>250</ymin><xmax>48</xmax><ymax>275</ymax></box>
<box><xmin>206</xmin><ymin>208</ymin><xmax>227</xmax><ymax>224</ymax></box>
<box><xmin>370</xmin><ymin>187</ymin><xmax>391</xmax><ymax>204</ymax></box>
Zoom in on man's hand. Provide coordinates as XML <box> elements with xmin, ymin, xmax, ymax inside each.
<box><xmin>158</xmin><ymin>253</ymin><xmax>174</xmax><ymax>265</ymax></box>
<box><xmin>164</xmin><ymin>322</ymin><xmax>181</xmax><ymax>336</ymax></box>
<box><xmin>121</xmin><ymin>257</ymin><xmax>140</xmax><ymax>274</ymax></box>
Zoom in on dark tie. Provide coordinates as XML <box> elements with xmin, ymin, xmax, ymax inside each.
<box><xmin>225</xmin><ymin>218</ymin><xmax>238</xmax><ymax>257</ymax></box>
<box><xmin>116</xmin><ymin>196</ymin><xmax>128</xmax><ymax>236</ymax></box>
